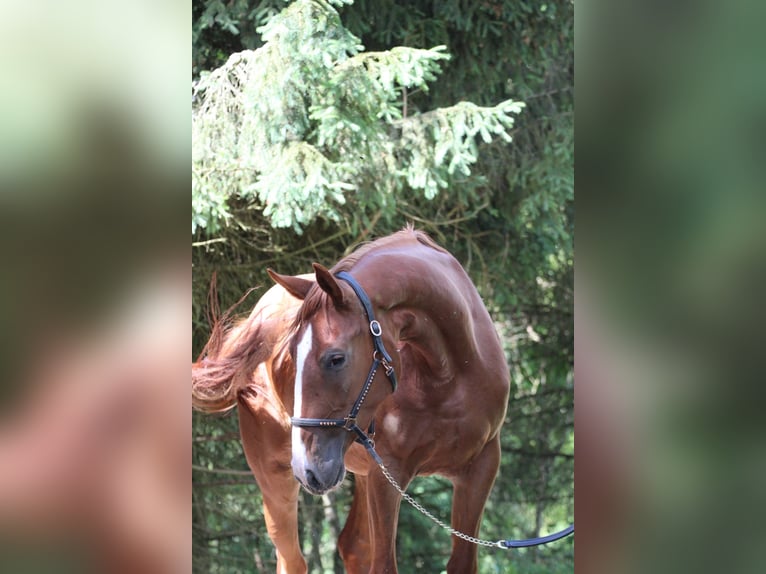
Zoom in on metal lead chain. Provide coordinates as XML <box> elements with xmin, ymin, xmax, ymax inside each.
<box><xmin>375</xmin><ymin>458</ymin><xmax>504</xmax><ymax>548</ymax></box>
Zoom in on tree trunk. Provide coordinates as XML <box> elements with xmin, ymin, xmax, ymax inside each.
<box><xmin>322</xmin><ymin>492</ymin><xmax>345</xmax><ymax>574</ymax></box>
<box><xmin>302</xmin><ymin>491</ymin><xmax>325</xmax><ymax>572</ymax></box>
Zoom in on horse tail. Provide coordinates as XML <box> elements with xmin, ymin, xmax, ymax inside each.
<box><xmin>192</xmin><ymin>276</ymin><xmax>264</xmax><ymax>413</ymax></box>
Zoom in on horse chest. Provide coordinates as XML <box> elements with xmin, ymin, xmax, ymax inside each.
<box><xmin>376</xmin><ymin>395</ymin><xmax>486</xmax><ymax>457</ymax></box>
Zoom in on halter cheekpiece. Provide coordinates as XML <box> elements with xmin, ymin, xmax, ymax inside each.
<box><xmin>290</xmin><ymin>271</ymin><xmax>398</xmax><ymax>450</ymax></box>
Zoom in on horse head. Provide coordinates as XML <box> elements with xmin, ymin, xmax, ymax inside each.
<box><xmin>268</xmin><ymin>263</ymin><xmax>397</xmax><ymax>495</ymax></box>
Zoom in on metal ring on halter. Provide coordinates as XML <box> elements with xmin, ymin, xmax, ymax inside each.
<box><xmin>369</xmin><ymin>320</ymin><xmax>383</xmax><ymax>337</ymax></box>
<box><xmin>343</xmin><ymin>416</ymin><xmax>357</xmax><ymax>431</ymax></box>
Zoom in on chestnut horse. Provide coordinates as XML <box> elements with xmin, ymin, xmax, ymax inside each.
<box><xmin>193</xmin><ymin>227</ymin><xmax>510</xmax><ymax>573</ymax></box>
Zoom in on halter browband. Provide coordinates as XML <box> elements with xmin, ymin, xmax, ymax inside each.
<box><xmin>290</xmin><ymin>271</ymin><xmax>398</xmax><ymax>449</ymax></box>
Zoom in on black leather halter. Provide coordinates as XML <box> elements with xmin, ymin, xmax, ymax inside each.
<box><xmin>290</xmin><ymin>271</ymin><xmax>398</xmax><ymax>449</ymax></box>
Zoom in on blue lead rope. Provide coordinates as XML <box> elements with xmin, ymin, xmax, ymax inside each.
<box><xmin>499</xmin><ymin>524</ymin><xmax>574</xmax><ymax>548</ymax></box>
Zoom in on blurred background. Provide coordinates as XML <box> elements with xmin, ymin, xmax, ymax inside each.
<box><xmin>576</xmin><ymin>0</ymin><xmax>766</xmax><ymax>573</ymax></box>
<box><xmin>0</xmin><ymin>0</ymin><xmax>189</xmax><ymax>572</ymax></box>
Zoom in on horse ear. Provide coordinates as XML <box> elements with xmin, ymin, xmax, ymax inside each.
<box><xmin>312</xmin><ymin>263</ymin><xmax>345</xmax><ymax>306</ymax></box>
<box><xmin>267</xmin><ymin>269</ymin><xmax>313</xmax><ymax>300</ymax></box>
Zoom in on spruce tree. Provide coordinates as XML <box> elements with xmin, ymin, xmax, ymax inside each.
<box><xmin>192</xmin><ymin>0</ymin><xmax>524</xmax><ymax>234</ymax></box>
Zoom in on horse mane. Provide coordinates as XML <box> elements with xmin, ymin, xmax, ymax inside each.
<box><xmin>192</xmin><ymin>283</ymin><xmax>273</xmax><ymax>414</ymax></box>
<box><xmin>295</xmin><ymin>225</ymin><xmax>446</xmax><ymax>327</ymax></box>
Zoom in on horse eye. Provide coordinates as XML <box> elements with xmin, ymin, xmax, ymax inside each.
<box><xmin>324</xmin><ymin>352</ymin><xmax>346</xmax><ymax>370</ymax></box>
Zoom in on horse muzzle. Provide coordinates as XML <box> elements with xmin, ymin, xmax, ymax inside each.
<box><xmin>291</xmin><ymin>431</ymin><xmax>347</xmax><ymax>495</ymax></box>
<box><xmin>298</xmin><ymin>463</ymin><xmax>345</xmax><ymax>495</ymax></box>
<box><xmin>293</xmin><ymin>456</ymin><xmax>346</xmax><ymax>495</ymax></box>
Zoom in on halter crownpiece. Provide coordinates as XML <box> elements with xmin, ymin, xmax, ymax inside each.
<box><xmin>290</xmin><ymin>271</ymin><xmax>397</xmax><ymax>449</ymax></box>
<box><xmin>336</xmin><ymin>271</ymin><xmax>397</xmax><ymax>389</ymax></box>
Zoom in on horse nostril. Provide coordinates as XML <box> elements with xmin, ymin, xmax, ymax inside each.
<box><xmin>305</xmin><ymin>469</ymin><xmax>322</xmax><ymax>492</ymax></box>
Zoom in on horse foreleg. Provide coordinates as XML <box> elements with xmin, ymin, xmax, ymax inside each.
<box><xmin>338</xmin><ymin>474</ymin><xmax>372</xmax><ymax>573</ymax></box>
<box><xmin>365</xmin><ymin>464</ymin><xmax>413</xmax><ymax>574</ymax></box>
<box><xmin>262</xmin><ymin>482</ymin><xmax>307</xmax><ymax>574</ymax></box>
<box><xmin>446</xmin><ymin>436</ymin><xmax>501</xmax><ymax>574</ymax></box>
<box><xmin>238</xmin><ymin>402</ymin><xmax>306</xmax><ymax>574</ymax></box>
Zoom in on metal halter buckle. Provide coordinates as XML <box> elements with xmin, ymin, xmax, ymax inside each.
<box><xmin>369</xmin><ymin>320</ymin><xmax>382</xmax><ymax>337</ymax></box>
<box><xmin>381</xmin><ymin>357</ymin><xmax>394</xmax><ymax>376</ymax></box>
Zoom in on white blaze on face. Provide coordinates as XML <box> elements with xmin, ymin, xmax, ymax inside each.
<box><xmin>292</xmin><ymin>324</ymin><xmax>313</xmax><ymax>472</ymax></box>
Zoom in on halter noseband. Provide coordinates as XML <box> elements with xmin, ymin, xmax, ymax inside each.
<box><xmin>290</xmin><ymin>271</ymin><xmax>398</xmax><ymax>449</ymax></box>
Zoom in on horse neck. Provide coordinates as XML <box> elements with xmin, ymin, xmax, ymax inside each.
<box><xmin>351</xmin><ymin>251</ymin><xmax>481</xmax><ymax>378</ymax></box>
<box><xmin>270</xmin><ymin>337</ymin><xmax>296</xmax><ymax>407</ymax></box>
